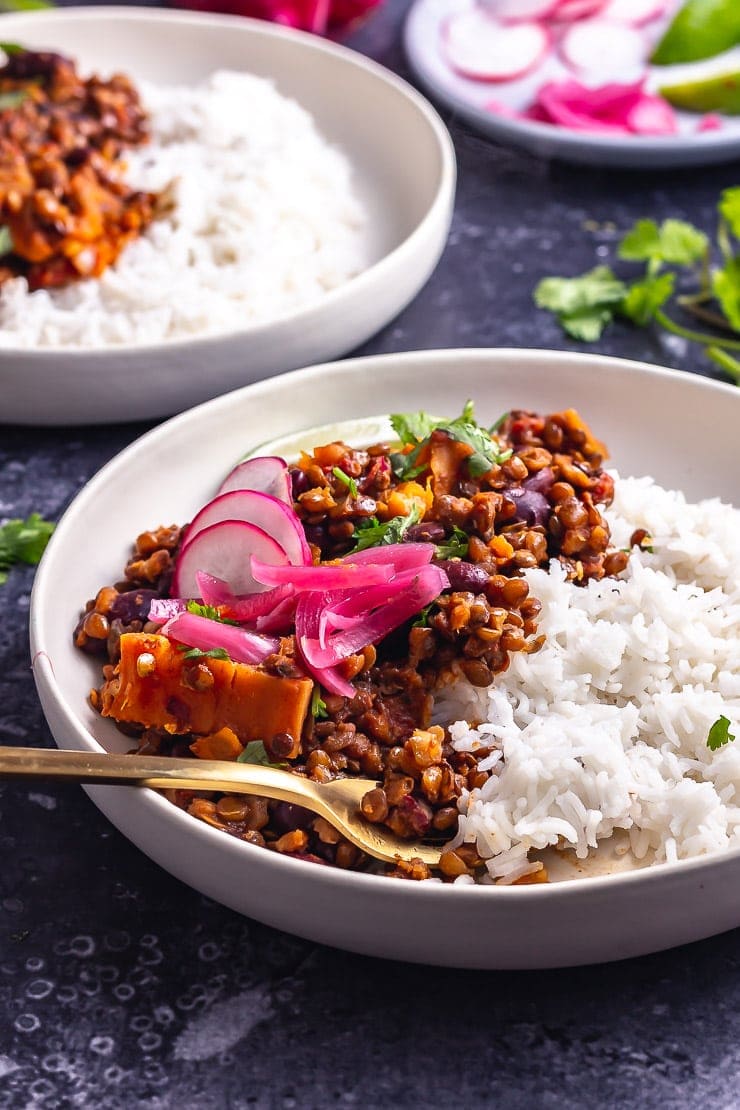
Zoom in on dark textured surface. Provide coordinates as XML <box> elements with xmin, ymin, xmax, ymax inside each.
<box><xmin>2</xmin><ymin>2</ymin><xmax>740</xmax><ymax>1107</ymax></box>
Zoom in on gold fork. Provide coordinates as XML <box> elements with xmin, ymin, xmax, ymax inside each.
<box><xmin>0</xmin><ymin>746</ymin><xmax>443</xmax><ymax>868</ymax></box>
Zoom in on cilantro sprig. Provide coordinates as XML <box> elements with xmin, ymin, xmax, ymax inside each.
<box><xmin>707</xmin><ymin>715</ymin><xmax>736</xmax><ymax>752</ymax></box>
<box><xmin>533</xmin><ymin>193</ymin><xmax>740</xmax><ymax>385</ymax></box>
<box><xmin>0</xmin><ymin>512</ymin><xmax>55</xmax><ymax>584</ymax></box>
<box><xmin>236</xmin><ymin>740</ymin><xmax>286</xmax><ymax>768</ymax></box>
<box><xmin>332</xmin><ymin>467</ymin><xmax>358</xmax><ymax>499</ymax></box>
<box><xmin>185</xmin><ymin>599</ymin><xmax>238</xmax><ymax>626</ymax></box>
<box><xmin>350</xmin><ymin>503</ymin><xmax>421</xmax><ymax>553</ymax></box>
<box><xmin>435</xmin><ymin>526</ymin><xmax>469</xmax><ymax>560</ymax></box>
<box><xmin>390</xmin><ymin>401</ymin><xmax>512</xmax><ymax>480</ymax></box>
<box><xmin>177</xmin><ymin>645</ymin><xmax>230</xmax><ymax>661</ymax></box>
<box><xmin>311</xmin><ymin>686</ymin><xmax>328</xmax><ymax>719</ymax></box>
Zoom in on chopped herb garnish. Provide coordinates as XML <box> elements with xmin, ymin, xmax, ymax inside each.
<box><xmin>185</xmin><ymin>599</ymin><xmax>239</xmax><ymax>625</ymax></box>
<box><xmin>0</xmin><ymin>226</ymin><xmax>12</xmax><ymax>255</ymax></box>
<box><xmin>0</xmin><ymin>89</ymin><xmax>27</xmax><ymax>111</ymax></box>
<box><xmin>707</xmin><ymin>715</ymin><xmax>736</xmax><ymax>752</ymax></box>
<box><xmin>532</xmin><ymin>193</ymin><xmax>740</xmax><ymax>386</ymax></box>
<box><xmin>350</xmin><ymin>503</ymin><xmax>421</xmax><ymax>552</ymax></box>
<box><xmin>332</xmin><ymin>466</ymin><xmax>358</xmax><ymax>499</ymax></box>
<box><xmin>237</xmin><ymin>740</ymin><xmax>286</xmax><ymax>768</ymax></box>
<box><xmin>0</xmin><ymin>42</ymin><xmax>25</xmax><ymax>55</ymax></box>
<box><xmin>311</xmin><ymin>687</ymin><xmax>328</xmax><ymax>719</ymax></box>
<box><xmin>177</xmin><ymin>645</ymin><xmax>231</xmax><ymax>661</ymax></box>
<box><xmin>412</xmin><ymin>602</ymin><xmax>434</xmax><ymax>629</ymax></box>
<box><xmin>0</xmin><ymin>512</ymin><xmax>54</xmax><ymax>585</ymax></box>
<box><xmin>435</xmin><ymin>526</ymin><xmax>469</xmax><ymax>560</ymax></box>
<box><xmin>390</xmin><ymin>401</ymin><xmax>512</xmax><ymax>480</ymax></box>
<box><xmin>488</xmin><ymin>411</ymin><xmax>510</xmax><ymax>435</ymax></box>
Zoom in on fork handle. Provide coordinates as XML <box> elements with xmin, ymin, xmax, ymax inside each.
<box><xmin>0</xmin><ymin>746</ymin><xmax>321</xmax><ymax>807</ymax></box>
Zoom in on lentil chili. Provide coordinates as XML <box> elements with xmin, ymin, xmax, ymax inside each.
<box><xmin>74</xmin><ymin>407</ymin><xmax>631</xmax><ymax>882</ymax></box>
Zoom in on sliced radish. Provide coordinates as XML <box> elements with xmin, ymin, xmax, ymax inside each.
<box><xmin>553</xmin><ymin>0</ymin><xmax>609</xmax><ymax>20</ymax></box>
<box><xmin>183</xmin><ymin>490</ymin><xmax>311</xmax><ymax>567</ymax></box>
<box><xmin>443</xmin><ymin>12</ymin><xmax>549</xmax><ymax>82</ymax></box>
<box><xmin>172</xmin><ymin>520</ymin><xmax>290</xmax><ymax>599</ymax></box>
<box><xmin>480</xmin><ymin>0</ymin><xmax>560</xmax><ymax>21</ymax></box>
<box><xmin>601</xmin><ymin>0</ymin><xmax>668</xmax><ymax>25</ymax></box>
<box><xmin>217</xmin><ymin>456</ymin><xmax>292</xmax><ymax>505</ymax></box>
<box><xmin>625</xmin><ymin>94</ymin><xmax>677</xmax><ymax>134</ymax></box>
<box><xmin>561</xmin><ymin>20</ymin><xmax>647</xmax><ymax>75</ymax></box>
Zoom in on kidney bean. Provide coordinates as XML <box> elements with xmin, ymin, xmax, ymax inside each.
<box><xmin>434</xmin><ymin>559</ymin><xmax>490</xmax><ymax>592</ymax></box>
<box><xmin>109</xmin><ymin>588</ymin><xmax>160</xmax><ymax>625</ymax></box>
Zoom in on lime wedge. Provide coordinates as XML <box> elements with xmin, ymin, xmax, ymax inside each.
<box><xmin>659</xmin><ymin>70</ymin><xmax>740</xmax><ymax>114</ymax></box>
<box><xmin>651</xmin><ymin>0</ymin><xmax>740</xmax><ymax>65</ymax></box>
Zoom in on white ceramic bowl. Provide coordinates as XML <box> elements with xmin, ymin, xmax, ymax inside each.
<box><xmin>30</xmin><ymin>348</ymin><xmax>740</xmax><ymax>968</ymax></box>
<box><xmin>0</xmin><ymin>7</ymin><xmax>455</xmax><ymax>425</ymax></box>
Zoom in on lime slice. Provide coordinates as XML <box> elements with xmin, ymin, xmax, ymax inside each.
<box><xmin>651</xmin><ymin>0</ymin><xmax>740</xmax><ymax>65</ymax></box>
<box><xmin>659</xmin><ymin>70</ymin><xmax>740</xmax><ymax>114</ymax></box>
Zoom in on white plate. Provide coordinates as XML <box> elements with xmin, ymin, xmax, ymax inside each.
<box><xmin>29</xmin><ymin>348</ymin><xmax>740</xmax><ymax>968</ymax></box>
<box><xmin>405</xmin><ymin>0</ymin><xmax>740</xmax><ymax>168</ymax></box>
<box><xmin>0</xmin><ymin>7</ymin><xmax>455</xmax><ymax>425</ymax></box>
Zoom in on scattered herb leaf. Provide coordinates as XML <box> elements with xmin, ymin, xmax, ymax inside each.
<box><xmin>390</xmin><ymin>410</ymin><xmax>439</xmax><ymax>446</ymax></box>
<box><xmin>0</xmin><ymin>512</ymin><xmax>54</xmax><ymax>584</ymax></box>
<box><xmin>177</xmin><ymin>645</ymin><xmax>230</xmax><ymax>661</ymax></box>
<box><xmin>185</xmin><ymin>599</ymin><xmax>238</xmax><ymax>626</ymax></box>
<box><xmin>390</xmin><ymin>401</ymin><xmax>512</xmax><ymax>480</ymax></box>
<box><xmin>332</xmin><ymin>466</ymin><xmax>358</xmax><ymax>499</ymax></box>
<box><xmin>350</xmin><ymin>503</ymin><xmax>422</xmax><ymax>552</ymax></box>
<box><xmin>0</xmin><ymin>226</ymin><xmax>12</xmax><ymax>255</ymax></box>
<box><xmin>0</xmin><ymin>89</ymin><xmax>27</xmax><ymax>111</ymax></box>
<box><xmin>533</xmin><ymin>191</ymin><xmax>740</xmax><ymax>386</ymax></box>
<box><xmin>488</xmin><ymin>411</ymin><xmax>510</xmax><ymax>434</ymax></box>
<box><xmin>412</xmin><ymin>602</ymin><xmax>434</xmax><ymax>628</ymax></box>
<box><xmin>707</xmin><ymin>715</ymin><xmax>736</xmax><ymax>751</ymax></box>
<box><xmin>311</xmin><ymin>687</ymin><xmax>328</xmax><ymax>719</ymax></box>
<box><xmin>435</xmin><ymin>526</ymin><xmax>469</xmax><ymax>560</ymax></box>
<box><xmin>237</xmin><ymin>740</ymin><xmax>274</xmax><ymax>766</ymax></box>
<box><xmin>0</xmin><ymin>42</ymin><xmax>25</xmax><ymax>54</ymax></box>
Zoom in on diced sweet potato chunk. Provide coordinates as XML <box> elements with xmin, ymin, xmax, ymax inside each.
<box><xmin>100</xmin><ymin>633</ymin><xmax>312</xmax><ymax>745</ymax></box>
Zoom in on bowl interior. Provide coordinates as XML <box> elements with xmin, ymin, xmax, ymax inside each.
<box><xmin>32</xmin><ymin>348</ymin><xmax>739</xmax><ymax>769</ymax></box>
<box><xmin>0</xmin><ymin>7</ymin><xmax>443</xmax><ymax>274</ymax></box>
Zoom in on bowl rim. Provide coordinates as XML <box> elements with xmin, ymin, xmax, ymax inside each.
<box><xmin>30</xmin><ymin>346</ymin><xmax>740</xmax><ymax>903</ymax></box>
<box><xmin>0</xmin><ymin>5</ymin><xmax>456</xmax><ymax>356</ymax></box>
<box><xmin>403</xmin><ymin>0</ymin><xmax>740</xmax><ymax>161</ymax></box>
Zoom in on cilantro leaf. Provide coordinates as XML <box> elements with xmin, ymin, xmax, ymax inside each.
<box><xmin>185</xmin><ymin>599</ymin><xmax>239</xmax><ymax>626</ymax></box>
<box><xmin>618</xmin><ymin>219</ymin><xmax>708</xmax><ymax>269</ymax></box>
<box><xmin>237</xmin><ymin>740</ymin><xmax>281</xmax><ymax>766</ymax></box>
<box><xmin>712</xmin><ymin>258</ymin><xmax>740</xmax><ymax>332</ymax></box>
<box><xmin>0</xmin><ymin>512</ymin><xmax>55</xmax><ymax>584</ymax></box>
<box><xmin>620</xmin><ymin>272</ymin><xmax>676</xmax><ymax>327</ymax></box>
<box><xmin>707</xmin><ymin>715</ymin><xmax>736</xmax><ymax>752</ymax></box>
<box><xmin>535</xmin><ymin>265</ymin><xmax>627</xmax><ymax>315</ymax></box>
<box><xmin>0</xmin><ymin>89</ymin><xmax>26</xmax><ymax>110</ymax></box>
<box><xmin>311</xmin><ymin>686</ymin><xmax>328</xmax><ymax>719</ymax></box>
<box><xmin>350</xmin><ymin>503</ymin><xmax>421</xmax><ymax>552</ymax></box>
<box><xmin>435</xmin><ymin>527</ymin><xmax>469</xmax><ymax>560</ymax></box>
<box><xmin>412</xmin><ymin>602</ymin><xmax>434</xmax><ymax>629</ymax></box>
<box><xmin>178</xmin><ymin>646</ymin><xmax>230</xmax><ymax>661</ymax></box>
<box><xmin>719</xmin><ymin>187</ymin><xmax>740</xmax><ymax>240</ymax></box>
<box><xmin>0</xmin><ymin>42</ymin><xmax>25</xmax><ymax>54</ymax></box>
<box><xmin>332</xmin><ymin>467</ymin><xmax>358</xmax><ymax>499</ymax></box>
<box><xmin>390</xmin><ymin>411</ymin><xmax>439</xmax><ymax>446</ymax></box>
<box><xmin>559</xmin><ymin>307</ymin><xmax>615</xmax><ymax>342</ymax></box>
<box><xmin>489</xmin><ymin>412</ymin><xmax>510</xmax><ymax>435</ymax></box>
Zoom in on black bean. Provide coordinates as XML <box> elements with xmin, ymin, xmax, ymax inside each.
<box><xmin>108</xmin><ymin>588</ymin><xmax>160</xmax><ymax>625</ymax></box>
<box><xmin>272</xmin><ymin>803</ymin><xmax>313</xmax><ymax>833</ymax></box>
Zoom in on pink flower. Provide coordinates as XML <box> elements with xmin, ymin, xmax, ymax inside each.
<box><xmin>173</xmin><ymin>0</ymin><xmax>382</xmax><ymax>36</ymax></box>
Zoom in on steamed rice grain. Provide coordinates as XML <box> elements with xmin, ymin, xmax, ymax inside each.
<box><xmin>436</xmin><ymin>475</ymin><xmax>740</xmax><ymax>884</ymax></box>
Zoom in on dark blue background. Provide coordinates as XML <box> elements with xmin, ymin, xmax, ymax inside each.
<box><xmin>1</xmin><ymin>2</ymin><xmax>738</xmax><ymax>1106</ymax></box>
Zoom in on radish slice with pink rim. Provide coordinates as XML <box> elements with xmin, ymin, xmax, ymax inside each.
<box><xmin>172</xmin><ymin>519</ymin><xmax>290</xmax><ymax>599</ymax></box>
<box><xmin>561</xmin><ymin>20</ymin><xmax>647</xmax><ymax>76</ymax></box>
<box><xmin>161</xmin><ymin>610</ymin><xmax>279</xmax><ymax>666</ymax></box>
<box><xmin>217</xmin><ymin>455</ymin><xmax>292</xmax><ymax>505</ymax></box>
<box><xmin>553</xmin><ymin>0</ymin><xmax>609</xmax><ymax>20</ymax></box>
<box><xmin>443</xmin><ymin>11</ymin><xmax>549</xmax><ymax>82</ymax></box>
<box><xmin>182</xmin><ymin>489</ymin><xmax>311</xmax><ymax>567</ymax></box>
<box><xmin>601</xmin><ymin>0</ymin><xmax>669</xmax><ymax>24</ymax></box>
<box><xmin>479</xmin><ymin>0</ymin><xmax>560</xmax><ymax>21</ymax></box>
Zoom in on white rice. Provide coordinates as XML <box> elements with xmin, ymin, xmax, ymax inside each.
<box><xmin>0</xmin><ymin>71</ymin><xmax>367</xmax><ymax>348</ymax></box>
<box><xmin>436</xmin><ymin>475</ymin><xmax>740</xmax><ymax>884</ymax></box>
